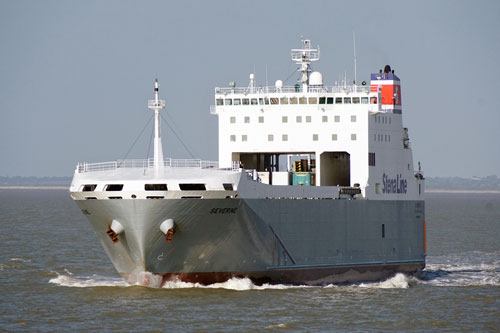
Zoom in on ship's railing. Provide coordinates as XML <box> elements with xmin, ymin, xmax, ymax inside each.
<box><xmin>214</xmin><ymin>85</ymin><xmax>372</xmax><ymax>95</ymax></box>
<box><xmin>76</xmin><ymin>158</ymin><xmax>224</xmax><ymax>173</ymax></box>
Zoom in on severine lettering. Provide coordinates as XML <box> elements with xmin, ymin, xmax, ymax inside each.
<box><xmin>210</xmin><ymin>208</ymin><xmax>238</xmax><ymax>214</ymax></box>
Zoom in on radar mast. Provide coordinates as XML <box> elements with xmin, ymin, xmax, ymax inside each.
<box><xmin>148</xmin><ymin>79</ymin><xmax>166</xmax><ymax>173</ymax></box>
<box><xmin>291</xmin><ymin>39</ymin><xmax>320</xmax><ymax>92</ymax></box>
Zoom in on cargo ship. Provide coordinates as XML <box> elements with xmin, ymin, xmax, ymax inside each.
<box><xmin>70</xmin><ymin>39</ymin><xmax>426</xmax><ymax>286</ymax></box>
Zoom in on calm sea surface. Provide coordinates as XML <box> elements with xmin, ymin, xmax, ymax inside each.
<box><xmin>0</xmin><ymin>190</ymin><xmax>498</xmax><ymax>332</ymax></box>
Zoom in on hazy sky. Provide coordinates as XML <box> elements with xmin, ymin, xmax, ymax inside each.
<box><xmin>1</xmin><ymin>0</ymin><xmax>499</xmax><ymax>177</ymax></box>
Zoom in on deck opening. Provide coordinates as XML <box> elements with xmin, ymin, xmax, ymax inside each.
<box><xmin>223</xmin><ymin>183</ymin><xmax>233</xmax><ymax>191</ymax></box>
<box><xmin>105</xmin><ymin>184</ymin><xmax>124</xmax><ymax>191</ymax></box>
<box><xmin>145</xmin><ymin>184</ymin><xmax>168</xmax><ymax>191</ymax></box>
<box><xmin>320</xmin><ymin>152</ymin><xmax>350</xmax><ymax>186</ymax></box>
<box><xmin>181</xmin><ymin>196</ymin><xmax>202</xmax><ymax>199</ymax></box>
<box><xmin>108</xmin><ymin>196</ymin><xmax>122</xmax><ymax>199</ymax></box>
<box><xmin>179</xmin><ymin>184</ymin><xmax>206</xmax><ymax>191</ymax></box>
<box><xmin>146</xmin><ymin>196</ymin><xmax>164</xmax><ymax>199</ymax></box>
<box><xmin>82</xmin><ymin>184</ymin><xmax>97</xmax><ymax>192</ymax></box>
<box><xmin>382</xmin><ymin>224</ymin><xmax>385</xmax><ymax>238</ymax></box>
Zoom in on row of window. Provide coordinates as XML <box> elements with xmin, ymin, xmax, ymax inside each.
<box><xmin>374</xmin><ymin>134</ymin><xmax>392</xmax><ymax>142</ymax></box>
<box><xmin>217</xmin><ymin>96</ymin><xmax>377</xmax><ymax>106</ymax></box>
<box><xmin>82</xmin><ymin>183</ymin><xmax>234</xmax><ymax>192</ymax></box>
<box><xmin>229</xmin><ymin>115</ymin><xmax>357</xmax><ymax>124</ymax></box>
<box><xmin>229</xmin><ymin>133</ymin><xmax>358</xmax><ymax>142</ymax></box>
<box><xmin>375</xmin><ymin>115</ymin><xmax>392</xmax><ymax>124</ymax></box>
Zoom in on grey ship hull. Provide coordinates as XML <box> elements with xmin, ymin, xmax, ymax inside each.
<box><xmin>76</xmin><ymin>196</ymin><xmax>425</xmax><ymax>286</ymax></box>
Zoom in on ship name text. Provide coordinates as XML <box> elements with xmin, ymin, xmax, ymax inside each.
<box><xmin>382</xmin><ymin>173</ymin><xmax>407</xmax><ymax>194</ymax></box>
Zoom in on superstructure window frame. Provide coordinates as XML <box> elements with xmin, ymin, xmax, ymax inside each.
<box><xmin>105</xmin><ymin>184</ymin><xmax>124</xmax><ymax>191</ymax></box>
<box><xmin>145</xmin><ymin>184</ymin><xmax>168</xmax><ymax>191</ymax></box>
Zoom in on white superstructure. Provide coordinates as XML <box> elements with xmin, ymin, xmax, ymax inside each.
<box><xmin>212</xmin><ymin>39</ymin><xmax>424</xmax><ymax>200</ymax></box>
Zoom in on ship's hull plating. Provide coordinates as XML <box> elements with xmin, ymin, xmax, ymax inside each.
<box><xmin>76</xmin><ymin>197</ymin><xmax>425</xmax><ymax>286</ymax></box>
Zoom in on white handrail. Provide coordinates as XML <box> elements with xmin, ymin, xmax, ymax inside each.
<box><xmin>76</xmin><ymin>158</ymin><xmax>223</xmax><ymax>173</ymax></box>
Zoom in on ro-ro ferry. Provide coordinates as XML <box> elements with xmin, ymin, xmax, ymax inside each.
<box><xmin>70</xmin><ymin>40</ymin><xmax>426</xmax><ymax>286</ymax></box>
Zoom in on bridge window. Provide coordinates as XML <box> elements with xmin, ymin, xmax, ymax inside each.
<box><xmin>216</xmin><ymin>98</ymin><xmax>223</xmax><ymax>106</ymax></box>
<box><xmin>282</xmin><ymin>116</ymin><xmax>288</xmax><ymax>123</ymax></box>
<box><xmin>242</xmin><ymin>98</ymin><xmax>249</xmax><ymax>105</ymax></box>
<box><xmin>361</xmin><ymin>97</ymin><xmax>369</xmax><ymax>104</ymax></box>
<box><xmin>264</xmin><ymin>97</ymin><xmax>269</xmax><ymax>105</ymax></box>
<box><xmin>145</xmin><ymin>184</ymin><xmax>168</xmax><ymax>191</ymax></box>
<box><xmin>105</xmin><ymin>184</ymin><xmax>123</xmax><ymax>191</ymax></box>
<box><xmin>251</xmin><ymin>98</ymin><xmax>258</xmax><ymax>105</ymax></box>
<box><xmin>259</xmin><ymin>98</ymin><xmax>264</xmax><ymax>105</ymax></box>
<box><xmin>225</xmin><ymin>99</ymin><xmax>232</xmax><ymax>105</ymax></box>
<box><xmin>319</xmin><ymin>97</ymin><xmax>326</xmax><ymax>104</ymax></box>
<box><xmin>344</xmin><ymin>97</ymin><xmax>351</xmax><ymax>104</ymax></box>
<box><xmin>280</xmin><ymin>97</ymin><xmax>288</xmax><ymax>104</ymax></box>
<box><xmin>353</xmin><ymin>97</ymin><xmax>360</xmax><ymax>104</ymax></box>
<box><xmin>290</xmin><ymin>97</ymin><xmax>298</xmax><ymax>104</ymax></box>
<box><xmin>327</xmin><ymin>97</ymin><xmax>334</xmax><ymax>104</ymax></box>
<box><xmin>179</xmin><ymin>184</ymin><xmax>206</xmax><ymax>191</ymax></box>
<box><xmin>299</xmin><ymin>97</ymin><xmax>307</xmax><ymax>104</ymax></box>
<box><xmin>309</xmin><ymin>97</ymin><xmax>317</xmax><ymax>104</ymax></box>
<box><xmin>335</xmin><ymin>97</ymin><xmax>342</xmax><ymax>104</ymax></box>
<box><xmin>370</xmin><ymin>97</ymin><xmax>377</xmax><ymax>104</ymax></box>
<box><xmin>233</xmin><ymin>98</ymin><xmax>241</xmax><ymax>105</ymax></box>
<box><xmin>270</xmin><ymin>98</ymin><xmax>278</xmax><ymax>104</ymax></box>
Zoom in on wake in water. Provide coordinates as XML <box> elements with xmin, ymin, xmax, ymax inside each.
<box><xmin>49</xmin><ymin>251</ymin><xmax>499</xmax><ymax>289</ymax></box>
<box><xmin>420</xmin><ymin>251</ymin><xmax>500</xmax><ymax>287</ymax></box>
<box><xmin>49</xmin><ymin>272</ymin><xmax>411</xmax><ymax>290</ymax></box>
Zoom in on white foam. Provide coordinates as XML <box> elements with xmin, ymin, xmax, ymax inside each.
<box><xmin>359</xmin><ymin>273</ymin><xmax>411</xmax><ymax>289</ymax></box>
<box><xmin>162</xmin><ymin>277</ymin><xmax>298</xmax><ymax>290</ymax></box>
<box><xmin>9</xmin><ymin>258</ymin><xmax>32</xmax><ymax>262</ymax></box>
<box><xmin>49</xmin><ymin>273</ymin><xmax>128</xmax><ymax>288</ymax></box>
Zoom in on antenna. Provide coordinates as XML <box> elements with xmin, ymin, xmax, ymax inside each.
<box><xmin>147</xmin><ymin>79</ymin><xmax>166</xmax><ymax>173</ymax></box>
<box><xmin>291</xmin><ymin>39</ymin><xmax>320</xmax><ymax>92</ymax></box>
<box><xmin>353</xmin><ymin>31</ymin><xmax>357</xmax><ymax>86</ymax></box>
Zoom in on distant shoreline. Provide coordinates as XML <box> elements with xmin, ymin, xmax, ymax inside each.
<box><xmin>425</xmin><ymin>189</ymin><xmax>500</xmax><ymax>194</ymax></box>
<box><xmin>0</xmin><ymin>186</ymin><xmax>68</xmax><ymax>190</ymax></box>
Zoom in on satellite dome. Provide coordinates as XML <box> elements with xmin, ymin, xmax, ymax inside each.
<box><xmin>309</xmin><ymin>72</ymin><xmax>323</xmax><ymax>86</ymax></box>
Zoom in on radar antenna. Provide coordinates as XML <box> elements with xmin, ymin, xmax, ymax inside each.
<box><xmin>148</xmin><ymin>79</ymin><xmax>166</xmax><ymax>172</ymax></box>
<box><xmin>291</xmin><ymin>39</ymin><xmax>320</xmax><ymax>93</ymax></box>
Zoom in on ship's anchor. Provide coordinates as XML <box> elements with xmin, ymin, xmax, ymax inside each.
<box><xmin>160</xmin><ymin>219</ymin><xmax>176</xmax><ymax>243</ymax></box>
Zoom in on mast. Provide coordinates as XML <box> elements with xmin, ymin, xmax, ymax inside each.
<box><xmin>291</xmin><ymin>39</ymin><xmax>320</xmax><ymax>92</ymax></box>
<box><xmin>147</xmin><ymin>79</ymin><xmax>166</xmax><ymax>172</ymax></box>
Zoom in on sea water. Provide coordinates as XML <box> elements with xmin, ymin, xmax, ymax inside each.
<box><xmin>0</xmin><ymin>189</ymin><xmax>498</xmax><ymax>331</ymax></box>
